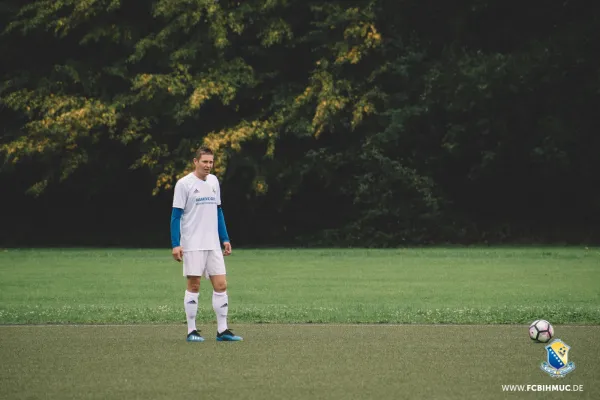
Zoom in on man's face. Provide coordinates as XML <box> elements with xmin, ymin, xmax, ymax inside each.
<box><xmin>194</xmin><ymin>154</ymin><xmax>214</xmax><ymax>177</ymax></box>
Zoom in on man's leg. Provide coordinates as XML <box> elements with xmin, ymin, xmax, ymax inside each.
<box><xmin>207</xmin><ymin>251</ymin><xmax>242</xmax><ymax>341</ymax></box>
<box><xmin>185</xmin><ymin>276</ymin><xmax>200</xmax><ymax>334</ymax></box>
<box><xmin>183</xmin><ymin>251</ymin><xmax>206</xmax><ymax>342</ymax></box>
<box><xmin>209</xmin><ymin>274</ymin><xmax>229</xmax><ymax>333</ymax></box>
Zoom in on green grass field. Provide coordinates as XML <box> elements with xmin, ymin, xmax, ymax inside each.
<box><xmin>1</xmin><ymin>247</ymin><xmax>599</xmax><ymax>399</ymax></box>
<box><xmin>0</xmin><ymin>247</ymin><xmax>599</xmax><ymax>324</ymax></box>
<box><xmin>1</xmin><ymin>324</ymin><xmax>599</xmax><ymax>400</ymax></box>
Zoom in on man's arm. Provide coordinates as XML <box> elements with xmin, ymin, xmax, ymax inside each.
<box><xmin>171</xmin><ymin>179</ymin><xmax>187</xmax><ymax>261</ymax></box>
<box><xmin>171</xmin><ymin>207</ymin><xmax>184</xmax><ymax>261</ymax></box>
<box><xmin>214</xmin><ymin>178</ymin><xmax>231</xmax><ymax>255</ymax></box>
<box><xmin>171</xmin><ymin>207</ymin><xmax>184</xmax><ymax>247</ymax></box>
<box><xmin>217</xmin><ymin>205</ymin><xmax>229</xmax><ymax>244</ymax></box>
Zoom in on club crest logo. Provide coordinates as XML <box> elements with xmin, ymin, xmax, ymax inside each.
<box><xmin>540</xmin><ymin>339</ymin><xmax>576</xmax><ymax>378</ymax></box>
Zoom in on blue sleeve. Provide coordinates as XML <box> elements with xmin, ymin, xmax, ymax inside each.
<box><xmin>170</xmin><ymin>208</ymin><xmax>183</xmax><ymax>248</ymax></box>
<box><xmin>217</xmin><ymin>206</ymin><xmax>230</xmax><ymax>243</ymax></box>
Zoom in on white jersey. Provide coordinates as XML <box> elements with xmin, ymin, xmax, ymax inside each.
<box><xmin>173</xmin><ymin>172</ymin><xmax>221</xmax><ymax>251</ymax></box>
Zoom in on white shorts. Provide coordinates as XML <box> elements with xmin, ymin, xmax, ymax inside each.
<box><xmin>183</xmin><ymin>250</ymin><xmax>226</xmax><ymax>278</ymax></box>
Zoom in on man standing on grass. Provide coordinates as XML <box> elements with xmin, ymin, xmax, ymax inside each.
<box><xmin>170</xmin><ymin>147</ymin><xmax>242</xmax><ymax>342</ymax></box>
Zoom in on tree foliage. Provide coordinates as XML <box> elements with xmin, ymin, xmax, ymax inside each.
<box><xmin>1</xmin><ymin>0</ymin><xmax>598</xmax><ymax>245</ymax></box>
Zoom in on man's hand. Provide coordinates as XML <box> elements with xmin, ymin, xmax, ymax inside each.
<box><xmin>172</xmin><ymin>246</ymin><xmax>183</xmax><ymax>262</ymax></box>
<box><xmin>223</xmin><ymin>242</ymin><xmax>232</xmax><ymax>256</ymax></box>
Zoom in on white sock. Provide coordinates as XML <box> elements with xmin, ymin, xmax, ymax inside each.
<box><xmin>212</xmin><ymin>291</ymin><xmax>228</xmax><ymax>334</ymax></box>
<box><xmin>184</xmin><ymin>290</ymin><xmax>199</xmax><ymax>334</ymax></box>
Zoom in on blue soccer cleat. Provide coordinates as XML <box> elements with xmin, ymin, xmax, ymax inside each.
<box><xmin>187</xmin><ymin>330</ymin><xmax>205</xmax><ymax>342</ymax></box>
<box><xmin>216</xmin><ymin>329</ymin><xmax>243</xmax><ymax>341</ymax></box>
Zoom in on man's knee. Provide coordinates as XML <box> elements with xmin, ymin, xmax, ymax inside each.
<box><xmin>212</xmin><ymin>277</ymin><xmax>227</xmax><ymax>292</ymax></box>
<box><xmin>187</xmin><ymin>277</ymin><xmax>201</xmax><ymax>292</ymax></box>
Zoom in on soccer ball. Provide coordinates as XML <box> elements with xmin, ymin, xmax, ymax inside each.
<box><xmin>529</xmin><ymin>319</ymin><xmax>554</xmax><ymax>343</ymax></box>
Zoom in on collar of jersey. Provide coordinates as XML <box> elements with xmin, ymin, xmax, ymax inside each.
<box><xmin>192</xmin><ymin>172</ymin><xmax>209</xmax><ymax>182</ymax></box>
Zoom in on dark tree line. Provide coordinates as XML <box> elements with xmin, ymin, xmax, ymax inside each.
<box><xmin>1</xmin><ymin>0</ymin><xmax>598</xmax><ymax>247</ymax></box>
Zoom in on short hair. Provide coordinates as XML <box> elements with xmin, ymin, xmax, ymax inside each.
<box><xmin>195</xmin><ymin>147</ymin><xmax>213</xmax><ymax>159</ymax></box>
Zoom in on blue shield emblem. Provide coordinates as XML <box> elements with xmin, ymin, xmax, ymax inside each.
<box><xmin>540</xmin><ymin>339</ymin><xmax>576</xmax><ymax>378</ymax></box>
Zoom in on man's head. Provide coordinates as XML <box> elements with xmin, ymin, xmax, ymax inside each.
<box><xmin>193</xmin><ymin>147</ymin><xmax>214</xmax><ymax>179</ymax></box>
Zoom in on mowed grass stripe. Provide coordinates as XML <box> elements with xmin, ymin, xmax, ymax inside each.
<box><xmin>0</xmin><ymin>248</ymin><xmax>599</xmax><ymax>324</ymax></box>
<box><xmin>0</xmin><ymin>325</ymin><xmax>598</xmax><ymax>400</ymax></box>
